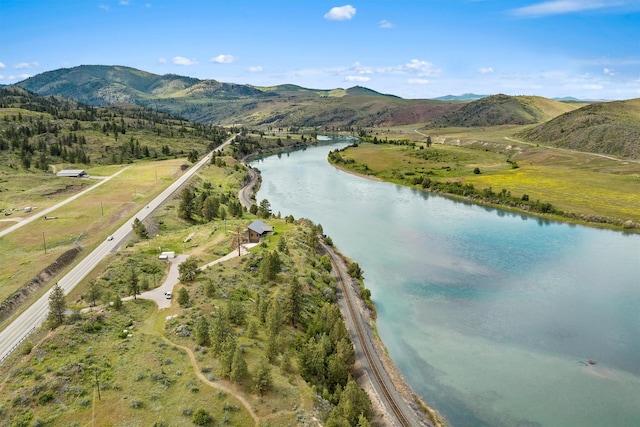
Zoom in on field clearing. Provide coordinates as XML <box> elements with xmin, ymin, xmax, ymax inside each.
<box><xmin>466</xmin><ymin>165</ymin><xmax>640</xmax><ymax>220</ymax></box>
<box><xmin>338</xmin><ymin>139</ymin><xmax>640</xmax><ymax>225</ymax></box>
<box><xmin>0</xmin><ymin>158</ymin><xmax>188</xmax><ymax>305</ymax></box>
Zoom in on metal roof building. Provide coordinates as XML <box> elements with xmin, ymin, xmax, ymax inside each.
<box><xmin>56</xmin><ymin>169</ymin><xmax>88</xmax><ymax>177</ymax></box>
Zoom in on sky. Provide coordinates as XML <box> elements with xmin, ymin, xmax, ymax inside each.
<box><xmin>1</xmin><ymin>0</ymin><xmax>639</xmax><ymax>100</ymax></box>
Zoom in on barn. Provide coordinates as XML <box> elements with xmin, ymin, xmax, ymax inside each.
<box><xmin>56</xmin><ymin>169</ymin><xmax>88</xmax><ymax>177</ymax></box>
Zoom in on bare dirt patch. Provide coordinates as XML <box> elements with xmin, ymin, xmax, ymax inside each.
<box><xmin>41</xmin><ymin>183</ymin><xmax>88</xmax><ymax>198</ymax></box>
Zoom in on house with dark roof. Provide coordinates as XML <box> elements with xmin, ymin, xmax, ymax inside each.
<box><xmin>246</xmin><ymin>220</ymin><xmax>273</xmax><ymax>243</ymax></box>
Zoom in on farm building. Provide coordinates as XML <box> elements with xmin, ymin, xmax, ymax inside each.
<box><xmin>246</xmin><ymin>220</ymin><xmax>273</xmax><ymax>243</ymax></box>
<box><xmin>56</xmin><ymin>169</ymin><xmax>88</xmax><ymax>178</ymax></box>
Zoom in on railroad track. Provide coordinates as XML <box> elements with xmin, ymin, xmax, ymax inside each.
<box><xmin>322</xmin><ymin>242</ymin><xmax>413</xmax><ymax>427</ymax></box>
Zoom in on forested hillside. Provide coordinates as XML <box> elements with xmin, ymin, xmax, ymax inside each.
<box><xmin>0</xmin><ymin>87</ymin><xmax>229</xmax><ymax>172</ymax></box>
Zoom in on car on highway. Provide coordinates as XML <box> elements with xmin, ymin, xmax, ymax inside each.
<box><xmin>107</xmin><ymin>236</ymin><xmax>114</xmax><ymax>241</ymax></box>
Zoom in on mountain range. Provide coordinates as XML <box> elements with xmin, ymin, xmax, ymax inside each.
<box><xmin>11</xmin><ymin>65</ymin><xmax>640</xmax><ymax>159</ymax></box>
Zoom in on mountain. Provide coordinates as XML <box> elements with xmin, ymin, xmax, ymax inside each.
<box><xmin>14</xmin><ymin>65</ymin><xmax>462</xmax><ymax>127</ymax></box>
<box><xmin>423</xmin><ymin>94</ymin><xmax>582</xmax><ymax>128</ymax></box>
<box><xmin>516</xmin><ymin>98</ymin><xmax>640</xmax><ymax>159</ymax></box>
<box><xmin>433</xmin><ymin>93</ymin><xmax>488</xmax><ymax>101</ymax></box>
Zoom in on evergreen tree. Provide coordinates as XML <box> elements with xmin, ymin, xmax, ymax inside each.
<box><xmin>132</xmin><ymin>218</ymin><xmax>148</xmax><ymax>239</ymax></box>
<box><xmin>230</xmin><ymin>345</ymin><xmax>248</xmax><ymax>384</ymax></box>
<box><xmin>47</xmin><ymin>283</ymin><xmax>66</xmax><ymax>328</ymax></box>
<box><xmin>283</xmin><ymin>276</ymin><xmax>302</xmax><ymax>326</ymax></box>
<box><xmin>252</xmin><ymin>357</ymin><xmax>272</xmax><ymax>395</ymax></box>
<box><xmin>85</xmin><ymin>279</ymin><xmax>101</xmax><ymax>307</ymax></box>
<box><xmin>218</xmin><ymin>335</ymin><xmax>237</xmax><ymax>379</ymax></box>
<box><xmin>195</xmin><ymin>316</ymin><xmax>210</xmax><ymax>347</ymax></box>
<box><xmin>210</xmin><ymin>307</ymin><xmax>231</xmax><ymax>356</ymax></box>
<box><xmin>128</xmin><ymin>267</ymin><xmax>139</xmax><ymax>300</ymax></box>
<box><xmin>178</xmin><ymin>186</ymin><xmax>195</xmax><ymax>220</ymax></box>
<box><xmin>177</xmin><ymin>288</ymin><xmax>190</xmax><ymax>306</ymax></box>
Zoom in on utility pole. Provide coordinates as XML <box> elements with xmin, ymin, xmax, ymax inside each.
<box><xmin>42</xmin><ymin>232</ymin><xmax>47</xmax><ymax>254</ymax></box>
<box><xmin>95</xmin><ymin>368</ymin><xmax>101</xmax><ymax>401</ymax></box>
<box><xmin>101</xmin><ymin>201</ymin><xmax>104</xmax><ymax>217</ymax></box>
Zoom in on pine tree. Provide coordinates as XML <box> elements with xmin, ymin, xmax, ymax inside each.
<box><xmin>47</xmin><ymin>283</ymin><xmax>66</xmax><ymax>328</ymax></box>
<box><xmin>85</xmin><ymin>279</ymin><xmax>101</xmax><ymax>307</ymax></box>
<box><xmin>195</xmin><ymin>317</ymin><xmax>210</xmax><ymax>347</ymax></box>
<box><xmin>128</xmin><ymin>267</ymin><xmax>139</xmax><ymax>299</ymax></box>
<box><xmin>177</xmin><ymin>288</ymin><xmax>190</xmax><ymax>307</ymax></box>
<box><xmin>283</xmin><ymin>276</ymin><xmax>302</xmax><ymax>326</ymax></box>
<box><xmin>230</xmin><ymin>345</ymin><xmax>248</xmax><ymax>384</ymax></box>
<box><xmin>252</xmin><ymin>357</ymin><xmax>272</xmax><ymax>395</ymax></box>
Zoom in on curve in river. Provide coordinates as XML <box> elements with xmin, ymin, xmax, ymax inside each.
<box><xmin>251</xmin><ymin>139</ymin><xmax>640</xmax><ymax>427</ymax></box>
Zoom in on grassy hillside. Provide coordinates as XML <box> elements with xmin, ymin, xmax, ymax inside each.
<box><xmin>14</xmin><ymin>65</ymin><xmax>462</xmax><ymax>128</ymax></box>
<box><xmin>0</xmin><ymin>150</ymin><xmax>381</xmax><ymax>426</ymax></box>
<box><xmin>516</xmin><ymin>98</ymin><xmax>640</xmax><ymax>159</ymax></box>
<box><xmin>424</xmin><ymin>94</ymin><xmax>582</xmax><ymax>128</ymax></box>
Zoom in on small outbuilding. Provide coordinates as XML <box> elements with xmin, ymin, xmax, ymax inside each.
<box><xmin>57</xmin><ymin>169</ymin><xmax>88</xmax><ymax>178</ymax></box>
<box><xmin>246</xmin><ymin>220</ymin><xmax>273</xmax><ymax>243</ymax></box>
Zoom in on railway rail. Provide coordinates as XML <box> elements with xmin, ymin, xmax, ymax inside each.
<box><xmin>321</xmin><ymin>242</ymin><xmax>414</xmax><ymax>427</ymax></box>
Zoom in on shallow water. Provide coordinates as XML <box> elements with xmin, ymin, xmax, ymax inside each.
<box><xmin>251</xmin><ymin>141</ymin><xmax>640</xmax><ymax>426</ymax></box>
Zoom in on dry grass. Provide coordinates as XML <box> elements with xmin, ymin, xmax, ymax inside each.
<box><xmin>0</xmin><ymin>159</ymin><xmax>186</xmax><ymax>304</ymax></box>
<box><xmin>338</xmin><ymin>130</ymin><xmax>640</xmax><ymax>224</ymax></box>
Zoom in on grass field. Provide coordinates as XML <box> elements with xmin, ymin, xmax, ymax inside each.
<box><xmin>0</xmin><ymin>301</ymin><xmax>256</xmax><ymax>426</ymax></box>
<box><xmin>0</xmin><ymin>159</ymin><xmax>187</xmax><ymax>314</ymax></box>
<box><xmin>335</xmin><ymin>129</ymin><xmax>640</xmax><ymax>226</ymax></box>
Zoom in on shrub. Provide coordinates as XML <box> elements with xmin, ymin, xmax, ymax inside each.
<box><xmin>192</xmin><ymin>408</ymin><xmax>213</xmax><ymax>425</ymax></box>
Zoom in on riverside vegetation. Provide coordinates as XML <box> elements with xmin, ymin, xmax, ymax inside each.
<box><xmin>328</xmin><ymin>134</ymin><xmax>640</xmax><ymax>231</ymax></box>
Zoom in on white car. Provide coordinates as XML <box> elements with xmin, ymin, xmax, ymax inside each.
<box><xmin>107</xmin><ymin>236</ymin><xmax>114</xmax><ymax>241</ymax></box>
<box><xmin>165</xmin><ymin>291</ymin><xmax>172</xmax><ymax>299</ymax></box>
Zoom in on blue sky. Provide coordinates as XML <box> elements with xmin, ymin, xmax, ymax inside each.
<box><xmin>1</xmin><ymin>0</ymin><xmax>639</xmax><ymax>100</ymax></box>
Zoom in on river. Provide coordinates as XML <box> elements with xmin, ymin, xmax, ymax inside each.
<box><xmin>250</xmin><ymin>139</ymin><xmax>640</xmax><ymax>427</ymax></box>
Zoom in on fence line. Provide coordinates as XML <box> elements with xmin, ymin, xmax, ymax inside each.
<box><xmin>0</xmin><ymin>326</ymin><xmax>37</xmax><ymax>366</ymax></box>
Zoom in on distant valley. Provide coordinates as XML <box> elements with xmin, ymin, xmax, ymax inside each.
<box><xmin>10</xmin><ymin>64</ymin><xmax>640</xmax><ymax>160</ymax></box>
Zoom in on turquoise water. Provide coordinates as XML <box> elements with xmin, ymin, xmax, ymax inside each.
<box><xmin>251</xmin><ymin>141</ymin><xmax>640</xmax><ymax>427</ymax></box>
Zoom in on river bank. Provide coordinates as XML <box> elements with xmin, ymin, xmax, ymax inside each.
<box><xmin>250</xmin><ymin>140</ymin><xmax>640</xmax><ymax>426</ymax></box>
<box><xmin>240</xmin><ymin>143</ymin><xmax>445</xmax><ymax>426</ymax></box>
<box><xmin>327</xmin><ymin>142</ymin><xmax>640</xmax><ymax>233</ymax></box>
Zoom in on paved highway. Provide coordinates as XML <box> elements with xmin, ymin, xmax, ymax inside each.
<box><xmin>0</xmin><ymin>134</ymin><xmax>236</xmax><ymax>364</ymax></box>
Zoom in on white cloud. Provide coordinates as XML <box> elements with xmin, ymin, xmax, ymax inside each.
<box><xmin>145</xmin><ymin>3</ymin><xmax>152</xmax><ymax>7</ymax></box>
<box><xmin>248</xmin><ymin>66</ymin><xmax>263</xmax><ymax>73</ymax></box>
<box><xmin>172</xmin><ymin>56</ymin><xmax>199</xmax><ymax>66</ymax></box>
<box><xmin>0</xmin><ymin>75</ymin><xmax>3</xmax><ymax>80</ymax></box>
<box><xmin>120</xmin><ymin>0</ymin><xmax>130</xmax><ymax>5</ymax></box>
<box><xmin>99</xmin><ymin>4</ymin><xmax>109</xmax><ymax>11</ymax></box>
<box><xmin>345</xmin><ymin>75</ymin><xmax>370</xmax><ymax>82</ymax></box>
<box><xmin>9</xmin><ymin>74</ymin><xmax>31</xmax><ymax>80</ymax></box>
<box><xmin>478</xmin><ymin>67</ymin><xmax>494</xmax><ymax>74</ymax></box>
<box><xmin>14</xmin><ymin>62</ymin><xmax>39</xmax><ymax>69</ymax></box>
<box><xmin>324</xmin><ymin>5</ymin><xmax>356</xmax><ymax>21</ymax></box>
<box><xmin>408</xmin><ymin>79</ymin><xmax>430</xmax><ymax>85</ymax></box>
<box><xmin>603</xmin><ymin>68</ymin><xmax>617</xmax><ymax>76</ymax></box>
<box><xmin>0</xmin><ymin>62</ymin><xmax>5</xmax><ymax>69</ymax></box>
<box><xmin>402</xmin><ymin>59</ymin><xmax>438</xmax><ymax>76</ymax></box>
<box><xmin>583</xmin><ymin>84</ymin><xmax>604</xmax><ymax>90</ymax></box>
<box><xmin>158</xmin><ymin>57</ymin><xmax>167</xmax><ymax>64</ymax></box>
<box><xmin>379</xmin><ymin>20</ymin><xmax>394</xmax><ymax>29</ymax></box>
<box><xmin>511</xmin><ymin>1</ymin><xmax>618</xmax><ymax>17</ymax></box>
<box><xmin>211</xmin><ymin>54</ymin><xmax>237</xmax><ymax>64</ymax></box>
